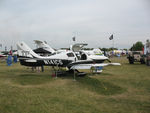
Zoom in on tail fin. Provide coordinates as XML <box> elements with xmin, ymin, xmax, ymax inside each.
<box><xmin>17</xmin><ymin>42</ymin><xmax>39</xmax><ymax>58</ymax></box>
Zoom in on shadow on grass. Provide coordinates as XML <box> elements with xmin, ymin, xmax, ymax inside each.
<box><xmin>124</xmin><ymin>62</ymin><xmax>146</xmax><ymax>66</ymax></box>
<box><xmin>99</xmin><ymin>72</ymin><xmax>114</xmax><ymax>76</ymax></box>
<box><xmin>77</xmin><ymin>76</ymin><xmax>126</xmax><ymax>95</ymax></box>
<box><xmin>13</xmin><ymin>72</ymin><xmax>126</xmax><ymax>96</ymax></box>
<box><xmin>14</xmin><ymin>74</ymin><xmax>52</xmax><ymax>85</ymax></box>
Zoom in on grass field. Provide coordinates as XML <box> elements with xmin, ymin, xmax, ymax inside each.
<box><xmin>0</xmin><ymin>57</ymin><xmax>150</xmax><ymax>113</ymax></box>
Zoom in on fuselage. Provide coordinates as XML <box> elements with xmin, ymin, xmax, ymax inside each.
<box><xmin>0</xmin><ymin>52</ymin><xmax>6</xmax><ymax>58</ymax></box>
<box><xmin>17</xmin><ymin>41</ymin><xmax>109</xmax><ymax>68</ymax></box>
<box><xmin>18</xmin><ymin>50</ymin><xmax>108</xmax><ymax>68</ymax></box>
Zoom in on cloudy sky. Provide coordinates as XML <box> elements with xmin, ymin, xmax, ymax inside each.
<box><xmin>0</xmin><ymin>0</ymin><xmax>150</xmax><ymax>50</ymax></box>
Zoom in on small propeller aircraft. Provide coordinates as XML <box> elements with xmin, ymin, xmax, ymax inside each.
<box><xmin>17</xmin><ymin>42</ymin><xmax>120</xmax><ymax>76</ymax></box>
<box><xmin>0</xmin><ymin>51</ymin><xmax>7</xmax><ymax>58</ymax></box>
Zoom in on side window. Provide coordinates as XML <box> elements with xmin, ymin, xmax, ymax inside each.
<box><xmin>67</xmin><ymin>53</ymin><xmax>74</xmax><ymax>57</ymax></box>
<box><xmin>81</xmin><ymin>54</ymin><xmax>87</xmax><ymax>60</ymax></box>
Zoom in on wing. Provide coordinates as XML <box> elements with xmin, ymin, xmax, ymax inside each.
<box><xmin>70</xmin><ymin>63</ymin><xmax>121</xmax><ymax>70</ymax></box>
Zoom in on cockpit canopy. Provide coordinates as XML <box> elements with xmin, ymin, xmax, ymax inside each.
<box><xmin>70</xmin><ymin>43</ymin><xmax>88</xmax><ymax>52</ymax></box>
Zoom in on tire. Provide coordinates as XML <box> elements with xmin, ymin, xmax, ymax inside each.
<box><xmin>129</xmin><ymin>61</ymin><xmax>134</xmax><ymax>64</ymax></box>
<box><xmin>147</xmin><ymin>60</ymin><xmax>150</xmax><ymax>66</ymax></box>
<box><xmin>129</xmin><ymin>58</ymin><xmax>134</xmax><ymax>64</ymax></box>
<box><xmin>140</xmin><ymin>59</ymin><xmax>145</xmax><ymax>64</ymax></box>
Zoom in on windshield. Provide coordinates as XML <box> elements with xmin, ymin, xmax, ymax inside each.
<box><xmin>67</xmin><ymin>53</ymin><xmax>74</xmax><ymax>57</ymax></box>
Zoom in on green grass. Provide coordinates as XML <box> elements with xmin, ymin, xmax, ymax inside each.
<box><xmin>0</xmin><ymin>57</ymin><xmax>150</xmax><ymax>113</ymax></box>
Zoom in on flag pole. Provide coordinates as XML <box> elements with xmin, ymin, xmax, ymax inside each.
<box><xmin>113</xmin><ymin>38</ymin><xmax>114</xmax><ymax>50</ymax></box>
<box><xmin>113</xmin><ymin>38</ymin><xmax>114</xmax><ymax>56</ymax></box>
<box><xmin>109</xmin><ymin>34</ymin><xmax>114</xmax><ymax>56</ymax></box>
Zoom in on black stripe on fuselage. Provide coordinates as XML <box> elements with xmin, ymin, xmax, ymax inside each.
<box><xmin>19</xmin><ymin>59</ymin><xmax>72</xmax><ymax>67</ymax></box>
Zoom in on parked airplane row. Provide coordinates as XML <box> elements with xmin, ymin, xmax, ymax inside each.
<box><xmin>16</xmin><ymin>41</ymin><xmax>120</xmax><ymax>75</ymax></box>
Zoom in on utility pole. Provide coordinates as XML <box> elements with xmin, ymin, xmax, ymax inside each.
<box><xmin>11</xmin><ymin>46</ymin><xmax>13</xmax><ymax>51</ymax></box>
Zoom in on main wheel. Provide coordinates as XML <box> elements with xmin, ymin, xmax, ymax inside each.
<box><xmin>129</xmin><ymin>59</ymin><xmax>134</xmax><ymax>64</ymax></box>
<box><xmin>140</xmin><ymin>59</ymin><xmax>145</xmax><ymax>64</ymax></box>
<box><xmin>129</xmin><ymin>57</ymin><xmax>134</xmax><ymax>64</ymax></box>
<box><xmin>147</xmin><ymin>60</ymin><xmax>150</xmax><ymax>66</ymax></box>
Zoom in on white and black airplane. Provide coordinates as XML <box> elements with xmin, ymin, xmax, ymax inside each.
<box><xmin>17</xmin><ymin>42</ymin><xmax>120</xmax><ymax>73</ymax></box>
<box><xmin>0</xmin><ymin>52</ymin><xmax>6</xmax><ymax>58</ymax></box>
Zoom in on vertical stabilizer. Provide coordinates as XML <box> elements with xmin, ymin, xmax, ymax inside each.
<box><xmin>17</xmin><ymin>42</ymin><xmax>40</xmax><ymax>58</ymax></box>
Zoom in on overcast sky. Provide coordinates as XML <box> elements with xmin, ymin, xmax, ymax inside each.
<box><xmin>0</xmin><ymin>0</ymin><xmax>150</xmax><ymax>50</ymax></box>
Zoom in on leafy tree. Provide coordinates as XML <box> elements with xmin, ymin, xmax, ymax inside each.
<box><xmin>100</xmin><ymin>48</ymin><xmax>118</xmax><ymax>51</ymax></box>
<box><xmin>100</xmin><ymin>48</ymin><xmax>108</xmax><ymax>51</ymax></box>
<box><xmin>123</xmin><ymin>48</ymin><xmax>127</xmax><ymax>51</ymax></box>
<box><xmin>130</xmin><ymin>41</ymin><xmax>144</xmax><ymax>51</ymax></box>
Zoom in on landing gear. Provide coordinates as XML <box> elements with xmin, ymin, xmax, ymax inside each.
<box><xmin>51</xmin><ymin>65</ymin><xmax>62</xmax><ymax>78</ymax></box>
<box><xmin>51</xmin><ymin>67</ymin><xmax>86</xmax><ymax>81</ymax></box>
<box><xmin>70</xmin><ymin>69</ymin><xmax>86</xmax><ymax>81</ymax></box>
<box><xmin>129</xmin><ymin>57</ymin><xmax>134</xmax><ymax>64</ymax></box>
<box><xmin>67</xmin><ymin>69</ymin><xmax>86</xmax><ymax>76</ymax></box>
